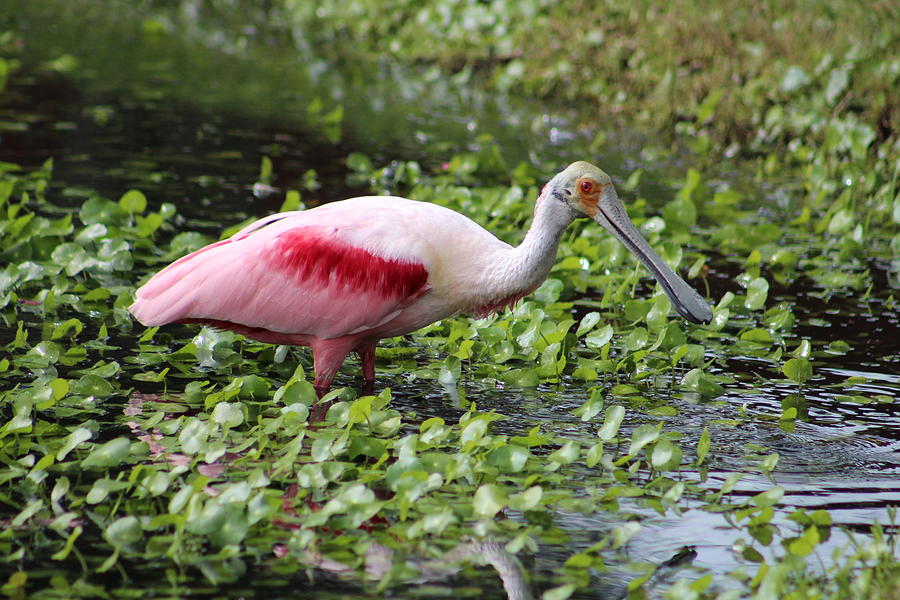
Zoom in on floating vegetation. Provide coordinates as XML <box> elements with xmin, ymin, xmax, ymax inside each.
<box><xmin>1</xmin><ymin>1</ymin><xmax>898</xmax><ymax>598</ymax></box>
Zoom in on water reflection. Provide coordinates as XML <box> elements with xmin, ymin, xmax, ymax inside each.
<box><xmin>303</xmin><ymin>541</ymin><xmax>532</xmax><ymax>600</ymax></box>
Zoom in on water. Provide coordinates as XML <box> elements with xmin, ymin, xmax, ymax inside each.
<box><xmin>2</xmin><ymin>2</ymin><xmax>898</xmax><ymax>598</ymax></box>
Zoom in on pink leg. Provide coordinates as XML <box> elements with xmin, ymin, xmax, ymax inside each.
<box><xmin>311</xmin><ymin>339</ymin><xmax>356</xmax><ymax>397</ymax></box>
<box><xmin>356</xmin><ymin>343</ymin><xmax>377</xmax><ymax>395</ymax></box>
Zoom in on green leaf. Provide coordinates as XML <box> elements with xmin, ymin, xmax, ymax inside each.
<box><xmin>87</xmin><ymin>478</ymin><xmax>131</xmax><ymax>504</ymax></box>
<box><xmin>12</xmin><ymin>499</ymin><xmax>43</xmax><ymax>527</ymax></box>
<box><xmin>597</xmin><ymin>405</ymin><xmax>625</xmax><ymax>441</ymax></box>
<box><xmin>209</xmin><ymin>507</ymin><xmax>249</xmax><ymax>546</ymax></box>
<box><xmin>57</xmin><ymin>427</ymin><xmax>92</xmax><ymax>460</ymax></box>
<box><xmin>788</xmin><ymin>525</ymin><xmax>821</xmax><ymax>557</ymax></box>
<box><xmin>118</xmin><ymin>189</ymin><xmax>147</xmax><ymax>213</ymax></box>
<box><xmin>509</xmin><ymin>486</ymin><xmax>543</xmax><ymax>511</ymax></box>
<box><xmin>827</xmin><ymin>208</ymin><xmax>854</xmax><ymax>234</ymax></box>
<box><xmin>584</xmin><ymin>324</ymin><xmax>613</xmax><ymax>350</ymax></box>
<box><xmin>439</xmin><ymin>356</ymin><xmax>461</xmax><ymax>385</ymax></box>
<box><xmin>51</xmin><ymin>318</ymin><xmax>83</xmax><ymax>340</ymax></box>
<box><xmin>473</xmin><ymin>484</ymin><xmax>508</xmax><ymax>518</ymax></box>
<box><xmin>576</xmin><ymin>311</ymin><xmax>601</xmax><ymax>336</ymax></box>
<box><xmin>534</xmin><ymin>278</ymin><xmax>564</xmax><ymax>303</ymax></box>
<box><xmin>681</xmin><ymin>368</ymin><xmax>725</xmax><ymax>397</ymax></box>
<box><xmin>73</xmin><ymin>374</ymin><xmax>114</xmax><ymax>397</ymax></box>
<box><xmin>211</xmin><ymin>402</ymin><xmax>244</xmax><ymax>427</ymax></box>
<box><xmin>825</xmin><ymin>66</ymin><xmax>849</xmax><ymax>105</ymax></box>
<box><xmin>50</xmin><ymin>525</ymin><xmax>83</xmax><ymax>561</ymax></box>
<box><xmin>752</xmin><ymin>486</ymin><xmax>785</xmax><ymax>508</ymax></box>
<box><xmin>79</xmin><ymin>197</ymin><xmax>129</xmax><ymax>227</ymax></box>
<box><xmin>274</xmin><ymin>379</ymin><xmax>316</xmax><ymax>407</ymax></box>
<box><xmin>696</xmin><ymin>88</ymin><xmax>723</xmax><ymax>122</ymax></box>
<box><xmin>574</xmin><ymin>388</ymin><xmax>605</xmax><ymax>422</ymax></box>
<box><xmin>791</xmin><ymin>340</ymin><xmax>812</xmax><ymax>359</ymax></box>
<box><xmin>488</xmin><ymin>445</ymin><xmax>530</xmax><ymax>472</ymax></box>
<box><xmin>586</xmin><ymin>442</ymin><xmax>604</xmax><ymax>468</ymax></box>
<box><xmin>739</xmin><ymin>328</ymin><xmax>773</xmax><ymax>344</ymax></box>
<box><xmin>719</xmin><ymin>473</ymin><xmax>744</xmax><ymax>496</ymax></box>
<box><xmin>259</xmin><ymin>156</ymin><xmax>273</xmax><ymax>183</ymax></box>
<box><xmin>624</xmin><ymin>327</ymin><xmax>648</xmax><ymax>351</ymax></box>
<box><xmin>82</xmin><ymin>437</ymin><xmax>130</xmax><ymax>468</ymax></box>
<box><xmin>500</xmin><ymin>368</ymin><xmax>540</xmax><ymax>387</ymax></box>
<box><xmin>187</xmin><ymin>501</ymin><xmax>227</xmax><ymax>535</ymax></box>
<box><xmin>697</xmin><ymin>428</ymin><xmax>711</xmax><ymax>465</ymax></box>
<box><xmin>744</xmin><ymin>277</ymin><xmax>769</xmax><ymax>310</ymax></box>
<box><xmin>548</xmin><ymin>441</ymin><xmax>579</xmax><ymax>466</ymax></box>
<box><xmin>542</xmin><ymin>584</ymin><xmax>576</xmax><ymax>600</ymax></box>
<box><xmin>103</xmin><ymin>516</ymin><xmax>142</xmax><ymax>547</ymax></box>
<box><xmin>179</xmin><ymin>417</ymin><xmax>209</xmax><ymax>455</ymax></box>
<box><xmin>783</xmin><ymin>357</ymin><xmax>812</xmax><ymax>383</ymax></box>
<box><xmin>760</xmin><ymin>453</ymin><xmax>780</xmax><ymax>472</ymax></box>
<box><xmin>628</xmin><ymin>424</ymin><xmax>660</xmax><ymax>456</ymax></box>
<box><xmin>650</xmin><ymin>439</ymin><xmax>683</xmax><ymax>471</ymax></box>
<box><xmin>780</xmin><ymin>65</ymin><xmax>810</xmax><ymax>92</ymax></box>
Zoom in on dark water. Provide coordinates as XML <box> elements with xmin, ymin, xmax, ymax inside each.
<box><xmin>3</xmin><ymin>2</ymin><xmax>899</xmax><ymax>597</ymax></box>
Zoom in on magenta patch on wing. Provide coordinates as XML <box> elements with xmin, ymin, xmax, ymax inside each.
<box><xmin>268</xmin><ymin>229</ymin><xmax>429</xmax><ymax>299</ymax></box>
<box><xmin>472</xmin><ymin>291</ymin><xmax>530</xmax><ymax>319</ymax></box>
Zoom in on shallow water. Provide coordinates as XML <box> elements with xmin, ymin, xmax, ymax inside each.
<box><xmin>2</xmin><ymin>3</ymin><xmax>899</xmax><ymax>598</ymax></box>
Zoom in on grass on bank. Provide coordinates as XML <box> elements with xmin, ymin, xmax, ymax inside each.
<box><xmin>289</xmin><ymin>0</ymin><xmax>899</xmax><ymax>150</ymax></box>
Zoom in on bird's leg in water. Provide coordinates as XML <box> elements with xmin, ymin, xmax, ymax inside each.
<box><xmin>310</xmin><ymin>374</ymin><xmax>333</xmax><ymax>424</ymax></box>
<box><xmin>311</xmin><ymin>338</ymin><xmax>356</xmax><ymax>397</ymax></box>
<box><xmin>309</xmin><ymin>344</ymin><xmax>375</xmax><ymax>426</ymax></box>
<box><xmin>309</xmin><ymin>361</ymin><xmax>335</xmax><ymax>425</ymax></box>
<box><xmin>357</xmin><ymin>343</ymin><xmax>377</xmax><ymax>396</ymax></box>
<box><xmin>308</xmin><ymin>402</ymin><xmax>329</xmax><ymax>425</ymax></box>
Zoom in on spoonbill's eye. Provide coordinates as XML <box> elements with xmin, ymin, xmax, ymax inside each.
<box><xmin>580</xmin><ymin>180</ymin><xmax>594</xmax><ymax>194</ymax></box>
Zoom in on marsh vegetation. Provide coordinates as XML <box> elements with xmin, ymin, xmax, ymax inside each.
<box><xmin>1</xmin><ymin>1</ymin><xmax>898</xmax><ymax>598</ymax></box>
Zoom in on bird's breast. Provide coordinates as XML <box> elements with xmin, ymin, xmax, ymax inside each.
<box><xmin>469</xmin><ymin>288</ymin><xmax>534</xmax><ymax>319</ymax></box>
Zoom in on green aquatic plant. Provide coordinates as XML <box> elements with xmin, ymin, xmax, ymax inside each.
<box><xmin>0</xmin><ymin>149</ymin><xmax>896</xmax><ymax>598</ymax></box>
<box><xmin>2</xmin><ymin>2</ymin><xmax>899</xmax><ymax>596</ymax></box>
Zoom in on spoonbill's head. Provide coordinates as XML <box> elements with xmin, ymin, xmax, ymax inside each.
<box><xmin>550</xmin><ymin>161</ymin><xmax>713</xmax><ymax>324</ymax></box>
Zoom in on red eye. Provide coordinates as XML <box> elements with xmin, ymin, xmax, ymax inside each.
<box><xmin>580</xmin><ymin>180</ymin><xmax>593</xmax><ymax>194</ymax></box>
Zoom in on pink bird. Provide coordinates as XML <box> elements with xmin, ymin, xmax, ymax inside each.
<box><xmin>130</xmin><ymin>161</ymin><xmax>711</xmax><ymax>395</ymax></box>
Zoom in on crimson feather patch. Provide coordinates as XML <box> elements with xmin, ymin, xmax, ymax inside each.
<box><xmin>268</xmin><ymin>228</ymin><xmax>429</xmax><ymax>299</ymax></box>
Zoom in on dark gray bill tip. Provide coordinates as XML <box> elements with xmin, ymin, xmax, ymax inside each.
<box><xmin>678</xmin><ymin>299</ymin><xmax>714</xmax><ymax>325</ymax></box>
<box><xmin>657</xmin><ymin>276</ymin><xmax>713</xmax><ymax>325</ymax></box>
<box><xmin>593</xmin><ymin>195</ymin><xmax>713</xmax><ymax>326</ymax></box>
<box><xmin>651</xmin><ymin>276</ymin><xmax>712</xmax><ymax>324</ymax></box>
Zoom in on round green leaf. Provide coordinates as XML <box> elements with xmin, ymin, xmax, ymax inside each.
<box><xmin>103</xmin><ymin>516</ymin><xmax>142</xmax><ymax>547</ymax></box>
<box><xmin>783</xmin><ymin>358</ymin><xmax>813</xmax><ymax>383</ymax></box>
<box><xmin>118</xmin><ymin>189</ymin><xmax>147</xmax><ymax>213</ymax></box>
<box><xmin>628</xmin><ymin>424</ymin><xmax>660</xmax><ymax>456</ymax></box>
<box><xmin>744</xmin><ymin>277</ymin><xmax>769</xmax><ymax>310</ymax></box>
<box><xmin>585</xmin><ymin>324</ymin><xmax>614</xmax><ymax>350</ymax></box>
<box><xmin>650</xmin><ymin>439</ymin><xmax>683</xmax><ymax>471</ymax></box>
<box><xmin>752</xmin><ymin>486</ymin><xmax>785</xmax><ymax>508</ymax></box>
<box><xmin>576</xmin><ymin>311</ymin><xmax>601</xmax><ymax>336</ymax></box>
<box><xmin>473</xmin><ymin>484</ymin><xmax>508</xmax><ymax>518</ymax></box>
<box><xmin>82</xmin><ymin>437</ymin><xmax>130</xmax><ymax>468</ymax></box>
<box><xmin>211</xmin><ymin>402</ymin><xmax>244</xmax><ymax>427</ymax></box>
<box><xmin>597</xmin><ymin>405</ymin><xmax>625</xmax><ymax>441</ymax></box>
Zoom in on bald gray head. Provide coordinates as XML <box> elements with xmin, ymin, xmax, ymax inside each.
<box><xmin>546</xmin><ymin>161</ymin><xmax>713</xmax><ymax>324</ymax></box>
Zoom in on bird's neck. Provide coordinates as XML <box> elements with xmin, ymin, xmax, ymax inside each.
<box><xmin>513</xmin><ymin>194</ymin><xmax>575</xmax><ymax>284</ymax></box>
<box><xmin>470</xmin><ymin>193</ymin><xmax>575</xmax><ymax>315</ymax></box>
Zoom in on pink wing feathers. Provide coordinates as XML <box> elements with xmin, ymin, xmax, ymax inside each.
<box><xmin>130</xmin><ymin>213</ymin><xmax>430</xmax><ymax>341</ymax></box>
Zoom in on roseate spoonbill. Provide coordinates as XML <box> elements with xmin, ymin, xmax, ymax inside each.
<box><xmin>130</xmin><ymin>161</ymin><xmax>712</xmax><ymax>394</ymax></box>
